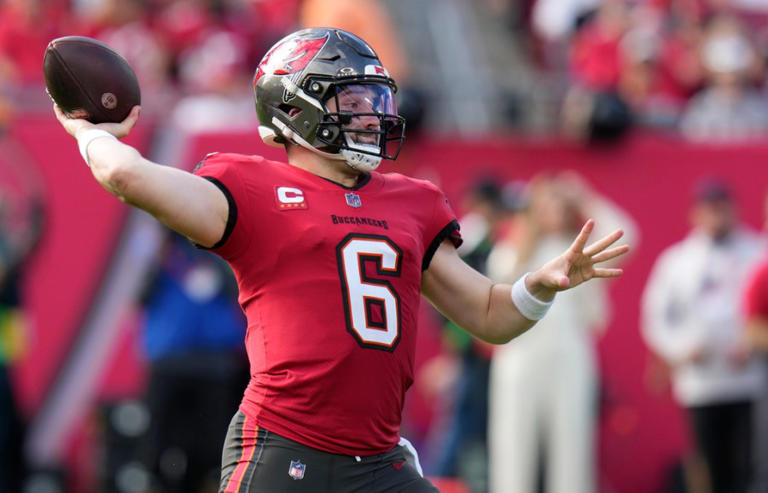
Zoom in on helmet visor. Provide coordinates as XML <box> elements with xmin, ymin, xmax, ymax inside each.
<box><xmin>333</xmin><ymin>83</ymin><xmax>397</xmax><ymax>115</ymax></box>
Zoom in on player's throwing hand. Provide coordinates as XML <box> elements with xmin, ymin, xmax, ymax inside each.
<box><xmin>53</xmin><ymin>103</ymin><xmax>140</xmax><ymax>140</ymax></box>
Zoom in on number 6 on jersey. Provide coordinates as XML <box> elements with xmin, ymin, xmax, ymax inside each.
<box><xmin>336</xmin><ymin>234</ymin><xmax>403</xmax><ymax>351</ymax></box>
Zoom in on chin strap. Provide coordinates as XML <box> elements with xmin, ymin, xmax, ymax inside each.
<box><xmin>270</xmin><ymin>117</ymin><xmax>382</xmax><ymax>172</ymax></box>
<box><xmin>340</xmin><ymin>135</ymin><xmax>382</xmax><ymax>171</ymax></box>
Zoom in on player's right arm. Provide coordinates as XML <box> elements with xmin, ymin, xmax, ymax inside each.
<box><xmin>54</xmin><ymin>105</ymin><xmax>228</xmax><ymax>248</ymax></box>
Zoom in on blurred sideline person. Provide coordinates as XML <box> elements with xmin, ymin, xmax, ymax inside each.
<box><xmin>679</xmin><ymin>15</ymin><xmax>768</xmax><ymax>141</ymax></box>
<box><xmin>0</xmin><ymin>165</ymin><xmax>45</xmax><ymax>493</ymax></box>
<box><xmin>486</xmin><ymin>172</ymin><xmax>636</xmax><ymax>493</ymax></box>
<box><xmin>742</xmin><ymin>190</ymin><xmax>768</xmax><ymax>493</ymax></box>
<box><xmin>52</xmin><ymin>28</ymin><xmax>628</xmax><ymax>492</ymax></box>
<box><xmin>642</xmin><ymin>179</ymin><xmax>765</xmax><ymax>493</ymax></box>
<box><xmin>138</xmin><ymin>231</ymin><xmax>248</xmax><ymax>493</ymax></box>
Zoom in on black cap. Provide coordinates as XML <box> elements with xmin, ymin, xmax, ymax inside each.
<box><xmin>470</xmin><ymin>179</ymin><xmax>503</xmax><ymax>205</ymax></box>
<box><xmin>694</xmin><ymin>178</ymin><xmax>732</xmax><ymax>203</ymax></box>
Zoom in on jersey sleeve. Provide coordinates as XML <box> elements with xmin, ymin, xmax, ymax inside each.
<box><xmin>192</xmin><ymin>152</ymin><xmax>255</xmax><ymax>261</ymax></box>
<box><xmin>422</xmin><ymin>185</ymin><xmax>462</xmax><ymax>271</ymax></box>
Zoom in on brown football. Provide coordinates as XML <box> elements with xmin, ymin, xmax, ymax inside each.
<box><xmin>43</xmin><ymin>36</ymin><xmax>141</xmax><ymax>124</ymax></box>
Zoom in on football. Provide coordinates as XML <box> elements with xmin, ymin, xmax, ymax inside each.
<box><xmin>43</xmin><ymin>36</ymin><xmax>141</xmax><ymax>124</ymax></box>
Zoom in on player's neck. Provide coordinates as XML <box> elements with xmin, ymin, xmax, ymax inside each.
<box><xmin>286</xmin><ymin>145</ymin><xmax>364</xmax><ymax>188</ymax></box>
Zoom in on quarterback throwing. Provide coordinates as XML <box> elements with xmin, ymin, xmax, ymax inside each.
<box><xmin>54</xmin><ymin>28</ymin><xmax>628</xmax><ymax>493</ymax></box>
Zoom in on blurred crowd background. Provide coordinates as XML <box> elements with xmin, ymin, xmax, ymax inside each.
<box><xmin>3</xmin><ymin>0</ymin><xmax>768</xmax><ymax>492</ymax></box>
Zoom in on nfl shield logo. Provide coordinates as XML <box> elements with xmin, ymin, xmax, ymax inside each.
<box><xmin>288</xmin><ymin>460</ymin><xmax>306</xmax><ymax>480</ymax></box>
<box><xmin>345</xmin><ymin>192</ymin><xmax>362</xmax><ymax>208</ymax></box>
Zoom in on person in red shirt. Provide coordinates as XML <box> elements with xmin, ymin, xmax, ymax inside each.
<box><xmin>743</xmin><ymin>193</ymin><xmax>768</xmax><ymax>493</ymax></box>
<box><xmin>52</xmin><ymin>27</ymin><xmax>629</xmax><ymax>493</ymax></box>
<box><xmin>745</xmin><ymin>263</ymin><xmax>768</xmax><ymax>352</ymax></box>
<box><xmin>743</xmin><ymin>192</ymin><xmax>768</xmax><ymax>352</ymax></box>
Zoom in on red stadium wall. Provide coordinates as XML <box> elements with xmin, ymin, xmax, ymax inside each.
<box><xmin>7</xmin><ymin>119</ymin><xmax>768</xmax><ymax>492</ymax></box>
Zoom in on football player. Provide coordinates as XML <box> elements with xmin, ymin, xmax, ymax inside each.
<box><xmin>54</xmin><ymin>28</ymin><xmax>629</xmax><ymax>493</ymax></box>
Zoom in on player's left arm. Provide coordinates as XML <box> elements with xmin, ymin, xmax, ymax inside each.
<box><xmin>421</xmin><ymin>219</ymin><xmax>628</xmax><ymax>344</ymax></box>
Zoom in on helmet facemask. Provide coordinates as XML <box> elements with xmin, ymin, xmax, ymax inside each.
<box><xmin>315</xmin><ymin>80</ymin><xmax>405</xmax><ymax>171</ymax></box>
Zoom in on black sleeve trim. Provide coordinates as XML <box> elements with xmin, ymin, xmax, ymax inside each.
<box><xmin>196</xmin><ymin>176</ymin><xmax>238</xmax><ymax>250</ymax></box>
<box><xmin>422</xmin><ymin>219</ymin><xmax>462</xmax><ymax>271</ymax></box>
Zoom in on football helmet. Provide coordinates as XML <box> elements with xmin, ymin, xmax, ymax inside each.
<box><xmin>254</xmin><ymin>28</ymin><xmax>406</xmax><ymax>171</ymax></box>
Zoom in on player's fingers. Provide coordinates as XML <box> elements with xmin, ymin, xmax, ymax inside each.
<box><xmin>592</xmin><ymin>267</ymin><xmax>624</xmax><ymax>278</ymax></box>
<box><xmin>583</xmin><ymin>229</ymin><xmax>624</xmax><ymax>257</ymax></box>
<box><xmin>568</xmin><ymin>219</ymin><xmax>595</xmax><ymax>253</ymax></box>
<box><xmin>108</xmin><ymin>106</ymin><xmax>140</xmax><ymax>137</ymax></box>
<box><xmin>590</xmin><ymin>244</ymin><xmax>630</xmax><ymax>263</ymax></box>
<box><xmin>123</xmin><ymin>105</ymin><xmax>140</xmax><ymax>125</ymax></box>
<box><xmin>115</xmin><ymin>105</ymin><xmax>139</xmax><ymax>129</ymax></box>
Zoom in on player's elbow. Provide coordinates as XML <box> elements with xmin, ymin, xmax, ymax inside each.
<box><xmin>482</xmin><ymin>332</ymin><xmax>516</xmax><ymax>345</ymax></box>
<box><xmin>92</xmin><ymin>147</ymin><xmax>142</xmax><ymax>199</ymax></box>
<box><xmin>482</xmin><ymin>327</ymin><xmax>525</xmax><ymax>345</ymax></box>
<box><xmin>468</xmin><ymin>319</ymin><xmax>531</xmax><ymax>345</ymax></box>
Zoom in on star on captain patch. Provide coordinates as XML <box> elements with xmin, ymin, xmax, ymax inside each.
<box><xmin>345</xmin><ymin>192</ymin><xmax>362</xmax><ymax>208</ymax></box>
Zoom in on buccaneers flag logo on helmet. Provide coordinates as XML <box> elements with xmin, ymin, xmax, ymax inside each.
<box><xmin>254</xmin><ymin>34</ymin><xmax>329</xmax><ymax>85</ymax></box>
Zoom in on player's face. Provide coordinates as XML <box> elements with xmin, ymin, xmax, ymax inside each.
<box><xmin>692</xmin><ymin>200</ymin><xmax>735</xmax><ymax>240</ymax></box>
<box><xmin>326</xmin><ymin>84</ymin><xmax>396</xmax><ymax>145</ymax></box>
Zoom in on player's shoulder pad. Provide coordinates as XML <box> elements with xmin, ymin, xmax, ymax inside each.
<box><xmin>193</xmin><ymin>152</ymin><xmax>267</xmax><ymax>173</ymax></box>
<box><xmin>382</xmin><ymin>171</ymin><xmax>443</xmax><ymax>195</ymax></box>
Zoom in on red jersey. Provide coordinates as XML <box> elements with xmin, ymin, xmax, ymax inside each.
<box><xmin>194</xmin><ymin>153</ymin><xmax>461</xmax><ymax>455</ymax></box>
<box><xmin>745</xmin><ymin>259</ymin><xmax>768</xmax><ymax>320</ymax></box>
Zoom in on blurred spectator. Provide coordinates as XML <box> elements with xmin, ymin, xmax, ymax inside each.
<box><xmin>0</xmin><ymin>0</ymin><xmax>71</xmax><ymax>86</ymax></box>
<box><xmin>0</xmin><ymin>144</ymin><xmax>45</xmax><ymax>493</ymax></box>
<box><xmin>137</xmin><ymin>231</ymin><xmax>248</xmax><ymax>493</ymax></box>
<box><xmin>562</xmin><ymin>1</ymin><xmax>634</xmax><ymax>142</ymax></box>
<box><xmin>170</xmin><ymin>27</ymin><xmax>255</xmax><ymax>132</ymax></box>
<box><xmin>151</xmin><ymin>0</ymin><xmax>217</xmax><ymax>68</ymax></box>
<box><xmin>642</xmin><ymin>178</ymin><xmax>765</xmax><ymax>493</ymax></box>
<box><xmin>79</xmin><ymin>0</ymin><xmax>175</xmax><ymax>112</ymax></box>
<box><xmin>618</xmin><ymin>3</ymin><xmax>705</xmax><ymax>128</ymax></box>
<box><xmin>569</xmin><ymin>0</ymin><xmax>629</xmax><ymax>92</ymax></box>
<box><xmin>299</xmin><ymin>0</ymin><xmax>427</xmax><ymax>134</ymax></box>
<box><xmin>241</xmin><ymin>0</ymin><xmax>302</xmax><ymax>48</ymax></box>
<box><xmin>486</xmin><ymin>172</ymin><xmax>636</xmax><ymax>493</ymax></box>
<box><xmin>561</xmin><ymin>87</ymin><xmax>633</xmax><ymax>142</ymax></box>
<box><xmin>679</xmin><ymin>14</ymin><xmax>768</xmax><ymax>141</ymax></box>
<box><xmin>532</xmin><ymin>0</ymin><xmax>599</xmax><ymax>44</ymax></box>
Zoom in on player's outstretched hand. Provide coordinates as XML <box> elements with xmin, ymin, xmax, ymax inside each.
<box><xmin>53</xmin><ymin>104</ymin><xmax>140</xmax><ymax>140</ymax></box>
<box><xmin>527</xmin><ymin>219</ymin><xmax>629</xmax><ymax>299</ymax></box>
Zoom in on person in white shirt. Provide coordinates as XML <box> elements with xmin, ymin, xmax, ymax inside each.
<box><xmin>642</xmin><ymin>178</ymin><xmax>766</xmax><ymax>493</ymax></box>
<box><xmin>486</xmin><ymin>172</ymin><xmax>636</xmax><ymax>493</ymax></box>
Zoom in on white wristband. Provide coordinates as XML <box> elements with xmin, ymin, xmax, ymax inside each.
<box><xmin>511</xmin><ymin>273</ymin><xmax>554</xmax><ymax>321</ymax></box>
<box><xmin>77</xmin><ymin>129</ymin><xmax>117</xmax><ymax>166</ymax></box>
